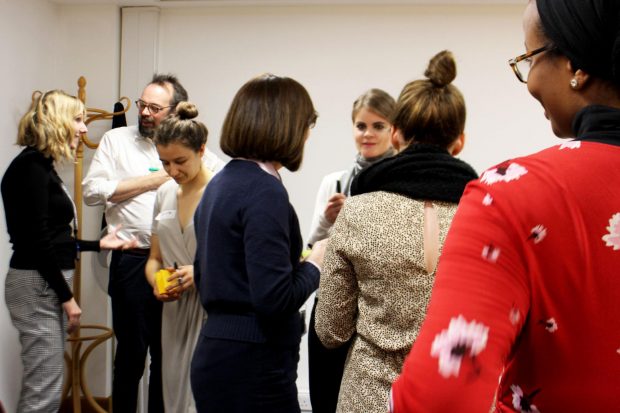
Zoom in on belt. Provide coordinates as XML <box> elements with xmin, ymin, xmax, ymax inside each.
<box><xmin>122</xmin><ymin>248</ymin><xmax>150</xmax><ymax>256</ymax></box>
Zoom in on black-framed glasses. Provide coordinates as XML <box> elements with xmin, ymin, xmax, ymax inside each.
<box><xmin>508</xmin><ymin>45</ymin><xmax>551</xmax><ymax>83</ymax></box>
<box><xmin>135</xmin><ymin>99</ymin><xmax>173</xmax><ymax>115</ymax></box>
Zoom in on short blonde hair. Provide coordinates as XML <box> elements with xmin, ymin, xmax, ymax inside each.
<box><xmin>17</xmin><ymin>90</ymin><xmax>85</xmax><ymax>161</ymax></box>
<box><xmin>220</xmin><ymin>74</ymin><xmax>316</xmax><ymax>172</ymax></box>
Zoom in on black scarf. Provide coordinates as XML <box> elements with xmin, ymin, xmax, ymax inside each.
<box><xmin>573</xmin><ymin>105</ymin><xmax>620</xmax><ymax>147</ymax></box>
<box><xmin>350</xmin><ymin>143</ymin><xmax>478</xmax><ymax>203</ymax></box>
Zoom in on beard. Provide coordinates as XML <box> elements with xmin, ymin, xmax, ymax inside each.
<box><xmin>138</xmin><ymin>115</ymin><xmax>155</xmax><ymax>138</ymax></box>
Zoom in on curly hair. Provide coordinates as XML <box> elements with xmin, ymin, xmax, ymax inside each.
<box><xmin>17</xmin><ymin>90</ymin><xmax>85</xmax><ymax>162</ymax></box>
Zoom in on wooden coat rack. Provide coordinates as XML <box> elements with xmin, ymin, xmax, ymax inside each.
<box><xmin>59</xmin><ymin>76</ymin><xmax>130</xmax><ymax>413</ymax></box>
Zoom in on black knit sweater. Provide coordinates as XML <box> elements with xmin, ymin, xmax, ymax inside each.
<box><xmin>1</xmin><ymin>147</ymin><xmax>99</xmax><ymax>302</ymax></box>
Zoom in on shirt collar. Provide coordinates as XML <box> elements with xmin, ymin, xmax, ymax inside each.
<box><xmin>235</xmin><ymin>158</ymin><xmax>281</xmax><ymax>181</ymax></box>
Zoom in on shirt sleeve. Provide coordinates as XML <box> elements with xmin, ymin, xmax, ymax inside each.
<box><xmin>82</xmin><ymin>132</ymin><xmax>120</xmax><ymax>205</ymax></box>
<box><xmin>391</xmin><ymin>181</ymin><xmax>531</xmax><ymax>412</ymax></box>
<box><xmin>314</xmin><ymin>203</ymin><xmax>358</xmax><ymax>348</ymax></box>
<box><xmin>76</xmin><ymin>239</ymin><xmax>100</xmax><ymax>253</ymax></box>
<box><xmin>307</xmin><ymin>172</ymin><xmax>340</xmax><ymax>246</ymax></box>
<box><xmin>243</xmin><ymin>181</ymin><xmax>320</xmax><ymax>317</ymax></box>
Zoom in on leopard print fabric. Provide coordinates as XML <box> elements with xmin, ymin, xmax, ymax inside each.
<box><xmin>315</xmin><ymin>191</ymin><xmax>458</xmax><ymax>413</ymax></box>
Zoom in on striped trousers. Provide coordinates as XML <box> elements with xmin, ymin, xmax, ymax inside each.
<box><xmin>5</xmin><ymin>268</ymin><xmax>73</xmax><ymax>413</ymax></box>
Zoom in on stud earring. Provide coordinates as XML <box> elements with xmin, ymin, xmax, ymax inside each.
<box><xmin>570</xmin><ymin>78</ymin><xmax>579</xmax><ymax>89</ymax></box>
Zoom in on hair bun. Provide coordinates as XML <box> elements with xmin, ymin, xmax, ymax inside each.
<box><xmin>176</xmin><ymin>101</ymin><xmax>198</xmax><ymax>120</ymax></box>
<box><xmin>424</xmin><ymin>50</ymin><xmax>457</xmax><ymax>87</ymax></box>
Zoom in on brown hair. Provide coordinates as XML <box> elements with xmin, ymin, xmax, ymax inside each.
<box><xmin>392</xmin><ymin>50</ymin><xmax>466</xmax><ymax>149</ymax></box>
<box><xmin>17</xmin><ymin>90</ymin><xmax>85</xmax><ymax>162</ymax></box>
<box><xmin>150</xmin><ymin>73</ymin><xmax>188</xmax><ymax>111</ymax></box>
<box><xmin>154</xmin><ymin>101</ymin><xmax>208</xmax><ymax>151</ymax></box>
<box><xmin>220</xmin><ymin>73</ymin><xmax>316</xmax><ymax>171</ymax></box>
<box><xmin>351</xmin><ymin>88</ymin><xmax>396</xmax><ymax>123</ymax></box>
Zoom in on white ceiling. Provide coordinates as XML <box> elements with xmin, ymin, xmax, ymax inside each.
<box><xmin>52</xmin><ymin>0</ymin><xmax>524</xmax><ymax>7</ymax></box>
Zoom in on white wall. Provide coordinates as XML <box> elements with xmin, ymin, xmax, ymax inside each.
<box><xmin>0</xmin><ymin>1</ymin><xmax>61</xmax><ymax>409</ymax></box>
<box><xmin>154</xmin><ymin>3</ymin><xmax>552</xmax><ymax>235</ymax></box>
<box><xmin>0</xmin><ymin>1</ymin><xmax>562</xmax><ymax>410</ymax></box>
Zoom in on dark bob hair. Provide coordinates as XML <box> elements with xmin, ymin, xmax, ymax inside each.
<box><xmin>220</xmin><ymin>73</ymin><xmax>317</xmax><ymax>172</ymax></box>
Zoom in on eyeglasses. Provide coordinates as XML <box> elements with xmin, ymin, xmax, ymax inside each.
<box><xmin>508</xmin><ymin>45</ymin><xmax>551</xmax><ymax>83</ymax></box>
<box><xmin>135</xmin><ymin>99</ymin><xmax>173</xmax><ymax>115</ymax></box>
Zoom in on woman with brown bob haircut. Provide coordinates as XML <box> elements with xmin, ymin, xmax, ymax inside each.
<box><xmin>220</xmin><ymin>73</ymin><xmax>317</xmax><ymax>171</ymax></box>
<box><xmin>191</xmin><ymin>73</ymin><xmax>326</xmax><ymax>413</ymax></box>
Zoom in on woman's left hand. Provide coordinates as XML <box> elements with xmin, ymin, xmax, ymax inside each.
<box><xmin>100</xmin><ymin>225</ymin><xmax>138</xmax><ymax>250</ymax></box>
<box><xmin>165</xmin><ymin>265</ymin><xmax>195</xmax><ymax>295</ymax></box>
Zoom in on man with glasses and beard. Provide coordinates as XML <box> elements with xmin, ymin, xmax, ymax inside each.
<box><xmin>83</xmin><ymin>74</ymin><xmax>223</xmax><ymax>413</ymax></box>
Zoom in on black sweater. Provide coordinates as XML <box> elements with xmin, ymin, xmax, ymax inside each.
<box><xmin>1</xmin><ymin>147</ymin><xmax>99</xmax><ymax>302</ymax></box>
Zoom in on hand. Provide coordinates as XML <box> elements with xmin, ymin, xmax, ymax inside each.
<box><xmin>165</xmin><ymin>265</ymin><xmax>194</xmax><ymax>296</ymax></box>
<box><xmin>307</xmin><ymin>238</ymin><xmax>328</xmax><ymax>269</ymax></box>
<box><xmin>150</xmin><ymin>169</ymin><xmax>172</xmax><ymax>190</ymax></box>
<box><xmin>62</xmin><ymin>298</ymin><xmax>81</xmax><ymax>334</ymax></box>
<box><xmin>324</xmin><ymin>193</ymin><xmax>346</xmax><ymax>224</ymax></box>
<box><xmin>152</xmin><ymin>283</ymin><xmax>178</xmax><ymax>302</ymax></box>
<box><xmin>100</xmin><ymin>225</ymin><xmax>138</xmax><ymax>250</ymax></box>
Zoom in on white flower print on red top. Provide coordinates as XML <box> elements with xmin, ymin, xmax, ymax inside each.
<box><xmin>511</xmin><ymin>385</ymin><xmax>541</xmax><ymax>413</ymax></box>
<box><xmin>430</xmin><ymin>315</ymin><xmax>489</xmax><ymax>378</ymax></box>
<box><xmin>539</xmin><ymin>318</ymin><xmax>558</xmax><ymax>333</ymax></box>
<box><xmin>482</xmin><ymin>244</ymin><xmax>501</xmax><ymax>263</ymax></box>
<box><xmin>528</xmin><ymin>225</ymin><xmax>548</xmax><ymax>244</ymax></box>
<box><xmin>559</xmin><ymin>140</ymin><xmax>581</xmax><ymax>150</ymax></box>
<box><xmin>509</xmin><ymin>306</ymin><xmax>521</xmax><ymax>326</ymax></box>
<box><xmin>480</xmin><ymin>163</ymin><xmax>528</xmax><ymax>185</ymax></box>
<box><xmin>602</xmin><ymin>212</ymin><xmax>620</xmax><ymax>250</ymax></box>
<box><xmin>482</xmin><ymin>193</ymin><xmax>493</xmax><ymax>206</ymax></box>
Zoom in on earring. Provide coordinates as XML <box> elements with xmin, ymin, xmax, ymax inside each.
<box><xmin>570</xmin><ymin>78</ymin><xmax>579</xmax><ymax>89</ymax></box>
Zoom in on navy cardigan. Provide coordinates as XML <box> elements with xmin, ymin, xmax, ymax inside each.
<box><xmin>194</xmin><ymin>160</ymin><xmax>319</xmax><ymax>346</ymax></box>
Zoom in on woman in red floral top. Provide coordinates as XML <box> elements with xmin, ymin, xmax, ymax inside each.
<box><xmin>390</xmin><ymin>0</ymin><xmax>620</xmax><ymax>411</ymax></box>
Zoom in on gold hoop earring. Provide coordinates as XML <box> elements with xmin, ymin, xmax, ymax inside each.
<box><xmin>570</xmin><ymin>78</ymin><xmax>579</xmax><ymax>89</ymax></box>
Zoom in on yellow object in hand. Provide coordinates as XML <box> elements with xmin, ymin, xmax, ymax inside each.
<box><xmin>155</xmin><ymin>269</ymin><xmax>173</xmax><ymax>294</ymax></box>
<box><xmin>301</xmin><ymin>249</ymin><xmax>312</xmax><ymax>259</ymax></box>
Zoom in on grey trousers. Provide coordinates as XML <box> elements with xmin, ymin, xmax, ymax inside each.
<box><xmin>5</xmin><ymin>268</ymin><xmax>73</xmax><ymax>413</ymax></box>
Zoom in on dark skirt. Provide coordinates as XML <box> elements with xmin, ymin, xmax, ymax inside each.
<box><xmin>191</xmin><ymin>335</ymin><xmax>301</xmax><ymax>413</ymax></box>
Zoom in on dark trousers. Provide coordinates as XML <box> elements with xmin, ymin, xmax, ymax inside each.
<box><xmin>109</xmin><ymin>250</ymin><xmax>163</xmax><ymax>413</ymax></box>
<box><xmin>308</xmin><ymin>297</ymin><xmax>352</xmax><ymax>413</ymax></box>
<box><xmin>191</xmin><ymin>335</ymin><xmax>301</xmax><ymax>413</ymax></box>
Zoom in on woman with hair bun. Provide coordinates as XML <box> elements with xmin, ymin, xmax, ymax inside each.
<box><xmin>314</xmin><ymin>50</ymin><xmax>477</xmax><ymax>413</ymax></box>
<box><xmin>391</xmin><ymin>1</ymin><xmax>620</xmax><ymax>411</ymax></box>
<box><xmin>145</xmin><ymin>101</ymin><xmax>210</xmax><ymax>412</ymax></box>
